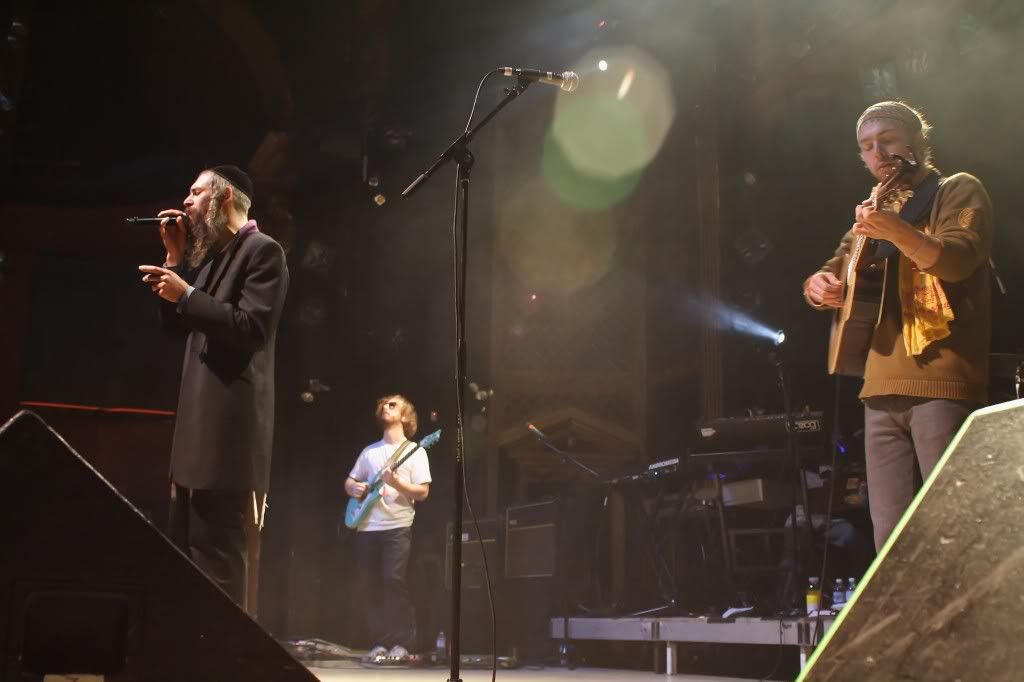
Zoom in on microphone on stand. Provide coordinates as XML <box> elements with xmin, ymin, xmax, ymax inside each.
<box><xmin>501</xmin><ymin>67</ymin><xmax>580</xmax><ymax>92</ymax></box>
<box><xmin>526</xmin><ymin>423</ymin><xmax>551</xmax><ymax>441</ymax></box>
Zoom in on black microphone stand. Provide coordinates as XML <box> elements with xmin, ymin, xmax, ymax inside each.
<box><xmin>402</xmin><ymin>72</ymin><xmax>532</xmax><ymax>682</ymax></box>
<box><xmin>528</xmin><ymin>427</ymin><xmax>603</xmax><ymax>481</ymax></box>
<box><xmin>528</xmin><ymin>427</ymin><xmax>604</xmax><ymax>668</ymax></box>
<box><xmin>769</xmin><ymin>347</ymin><xmax>816</xmax><ymax>610</ymax></box>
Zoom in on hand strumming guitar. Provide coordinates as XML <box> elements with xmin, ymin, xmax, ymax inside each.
<box><xmin>804</xmin><ymin>198</ymin><xmax>877</xmax><ymax>309</ymax></box>
<box><xmin>805</xmin><ymin>271</ymin><xmax>844</xmax><ymax>308</ymax></box>
<box><xmin>345</xmin><ymin>478</ymin><xmax>369</xmax><ymax>500</ymax></box>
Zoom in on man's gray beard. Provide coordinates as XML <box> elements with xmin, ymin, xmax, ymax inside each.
<box><xmin>186</xmin><ymin>200</ymin><xmax>230</xmax><ymax>269</ymax></box>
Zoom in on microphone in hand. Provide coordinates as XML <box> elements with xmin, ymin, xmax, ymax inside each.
<box><xmin>126</xmin><ymin>216</ymin><xmax>188</xmax><ymax>226</ymax></box>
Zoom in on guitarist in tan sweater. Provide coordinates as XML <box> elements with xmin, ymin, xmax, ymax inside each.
<box><xmin>344</xmin><ymin>394</ymin><xmax>431</xmax><ymax>664</ymax></box>
<box><xmin>804</xmin><ymin>101</ymin><xmax>993</xmax><ymax>550</ymax></box>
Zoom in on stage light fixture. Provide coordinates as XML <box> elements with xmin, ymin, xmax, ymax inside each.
<box><xmin>300</xmin><ymin>378</ymin><xmax>332</xmax><ymax>404</ymax></box>
<box><xmin>733</xmin><ymin>227</ymin><xmax>773</xmax><ymax>265</ymax></box>
<box><xmin>299</xmin><ymin>240</ymin><xmax>337</xmax><ymax>274</ymax></box>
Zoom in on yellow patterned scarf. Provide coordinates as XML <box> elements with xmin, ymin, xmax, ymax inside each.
<box><xmin>876</xmin><ymin>186</ymin><xmax>954</xmax><ymax>355</ymax></box>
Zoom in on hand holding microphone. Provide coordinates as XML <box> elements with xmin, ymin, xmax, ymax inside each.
<box><xmin>128</xmin><ymin>210</ymin><xmax>188</xmax><ymax>267</ymax></box>
<box><xmin>133</xmin><ymin>209</ymin><xmax>188</xmax><ymax>300</ymax></box>
<box><xmin>158</xmin><ymin>210</ymin><xmax>188</xmax><ymax>267</ymax></box>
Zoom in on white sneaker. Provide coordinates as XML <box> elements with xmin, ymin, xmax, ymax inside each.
<box><xmin>362</xmin><ymin>645</ymin><xmax>388</xmax><ymax>663</ymax></box>
<box><xmin>387</xmin><ymin>644</ymin><xmax>410</xmax><ymax>660</ymax></box>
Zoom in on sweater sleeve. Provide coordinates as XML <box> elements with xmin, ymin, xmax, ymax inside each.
<box><xmin>920</xmin><ymin>172</ymin><xmax>993</xmax><ymax>283</ymax></box>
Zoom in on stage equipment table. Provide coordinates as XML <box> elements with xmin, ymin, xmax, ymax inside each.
<box><xmin>551</xmin><ymin>614</ymin><xmax>836</xmax><ymax>675</ymax></box>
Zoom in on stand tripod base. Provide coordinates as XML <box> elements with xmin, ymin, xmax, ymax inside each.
<box><xmin>556</xmin><ymin>642</ymin><xmax>577</xmax><ymax>670</ymax></box>
<box><xmin>624</xmin><ymin>600</ymin><xmax>679</xmax><ymax>617</ymax></box>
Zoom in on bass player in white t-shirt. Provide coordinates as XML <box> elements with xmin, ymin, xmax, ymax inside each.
<box><xmin>344</xmin><ymin>394</ymin><xmax>432</xmax><ymax>664</ymax></box>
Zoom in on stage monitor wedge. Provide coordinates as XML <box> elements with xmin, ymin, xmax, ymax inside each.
<box><xmin>799</xmin><ymin>399</ymin><xmax>1024</xmax><ymax>681</ymax></box>
<box><xmin>0</xmin><ymin>411</ymin><xmax>317</xmax><ymax>682</ymax></box>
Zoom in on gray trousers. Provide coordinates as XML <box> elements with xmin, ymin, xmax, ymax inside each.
<box><xmin>863</xmin><ymin>396</ymin><xmax>976</xmax><ymax>551</ymax></box>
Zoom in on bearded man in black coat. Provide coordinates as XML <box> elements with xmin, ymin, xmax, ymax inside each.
<box><xmin>139</xmin><ymin>165</ymin><xmax>288</xmax><ymax>607</ymax></box>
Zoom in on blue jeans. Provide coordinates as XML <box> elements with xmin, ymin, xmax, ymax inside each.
<box><xmin>353</xmin><ymin>526</ymin><xmax>416</xmax><ymax>650</ymax></box>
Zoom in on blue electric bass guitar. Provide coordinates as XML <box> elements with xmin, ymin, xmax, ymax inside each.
<box><xmin>344</xmin><ymin>429</ymin><xmax>441</xmax><ymax>529</ymax></box>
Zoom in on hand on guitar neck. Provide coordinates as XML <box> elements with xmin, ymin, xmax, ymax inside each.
<box><xmin>852</xmin><ymin>154</ymin><xmax>941</xmax><ymax>269</ymax></box>
<box><xmin>380</xmin><ymin>467</ymin><xmax>428</xmax><ymax>501</ymax></box>
<box><xmin>804</xmin><ymin>200</ymin><xmax>881</xmax><ymax>308</ymax></box>
<box><xmin>345</xmin><ymin>467</ymin><xmax>422</xmax><ymax>500</ymax></box>
<box><xmin>853</xmin><ymin>205</ymin><xmax>940</xmax><ymax>270</ymax></box>
<box><xmin>807</xmin><ymin>153</ymin><xmax>938</xmax><ymax>309</ymax></box>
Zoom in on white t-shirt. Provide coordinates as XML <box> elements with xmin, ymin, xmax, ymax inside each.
<box><xmin>348</xmin><ymin>438</ymin><xmax>432</xmax><ymax>531</ymax></box>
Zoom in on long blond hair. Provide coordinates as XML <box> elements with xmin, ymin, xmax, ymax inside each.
<box><xmin>375</xmin><ymin>394</ymin><xmax>418</xmax><ymax>439</ymax></box>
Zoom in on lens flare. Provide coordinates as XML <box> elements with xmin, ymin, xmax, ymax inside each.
<box><xmin>542</xmin><ymin>128</ymin><xmax>641</xmax><ymax>211</ymax></box>
<box><xmin>496</xmin><ymin>176</ymin><xmax>621</xmax><ymax>296</ymax></box>
<box><xmin>617</xmin><ymin>67</ymin><xmax>635</xmax><ymax>100</ymax></box>
<box><xmin>547</xmin><ymin>45</ymin><xmax>675</xmax><ymax>200</ymax></box>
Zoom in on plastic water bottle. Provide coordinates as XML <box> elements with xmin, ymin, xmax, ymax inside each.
<box><xmin>832</xmin><ymin>578</ymin><xmax>845</xmax><ymax>610</ymax></box>
<box><xmin>806</xmin><ymin>577</ymin><xmax>821</xmax><ymax>615</ymax></box>
<box><xmin>845</xmin><ymin>577</ymin><xmax>857</xmax><ymax>604</ymax></box>
<box><xmin>435</xmin><ymin>630</ymin><xmax>447</xmax><ymax>662</ymax></box>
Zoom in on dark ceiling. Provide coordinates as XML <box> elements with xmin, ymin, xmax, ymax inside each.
<box><xmin>4</xmin><ymin>0</ymin><xmax>630</xmax><ymax>205</ymax></box>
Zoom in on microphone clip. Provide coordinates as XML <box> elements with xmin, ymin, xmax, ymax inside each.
<box><xmin>503</xmin><ymin>74</ymin><xmax>533</xmax><ymax>97</ymax></box>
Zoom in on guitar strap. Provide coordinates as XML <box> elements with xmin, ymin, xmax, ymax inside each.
<box><xmin>872</xmin><ymin>172</ymin><xmax>945</xmax><ymax>260</ymax></box>
<box><xmin>384</xmin><ymin>439</ymin><xmax>416</xmax><ymax>471</ymax></box>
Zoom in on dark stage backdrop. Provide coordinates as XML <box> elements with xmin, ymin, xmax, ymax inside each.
<box><xmin>21</xmin><ymin>251</ymin><xmax>182</xmax><ymax>411</ymax></box>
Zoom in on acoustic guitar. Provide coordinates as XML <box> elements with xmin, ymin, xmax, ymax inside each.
<box><xmin>827</xmin><ymin>155</ymin><xmax>917</xmax><ymax>376</ymax></box>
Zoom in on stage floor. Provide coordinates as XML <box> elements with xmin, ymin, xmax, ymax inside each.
<box><xmin>309</xmin><ymin>666</ymin><xmax>756</xmax><ymax>681</ymax></box>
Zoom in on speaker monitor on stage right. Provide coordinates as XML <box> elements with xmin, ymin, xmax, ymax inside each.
<box><xmin>799</xmin><ymin>398</ymin><xmax>1024</xmax><ymax>681</ymax></box>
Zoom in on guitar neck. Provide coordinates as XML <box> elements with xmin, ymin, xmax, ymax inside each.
<box><xmin>389</xmin><ymin>445</ymin><xmax>420</xmax><ymax>472</ymax></box>
<box><xmin>873</xmin><ymin>158</ymin><xmax>916</xmax><ymax>210</ymax></box>
<box><xmin>369</xmin><ymin>430</ymin><xmax>440</xmax><ymax>485</ymax></box>
<box><xmin>377</xmin><ymin>440</ymin><xmax>423</xmax><ymax>480</ymax></box>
